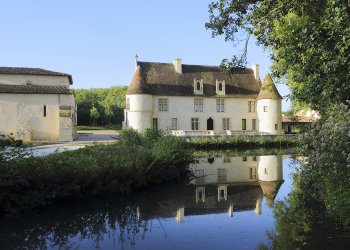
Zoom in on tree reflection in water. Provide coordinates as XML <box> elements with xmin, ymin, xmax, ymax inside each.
<box><xmin>0</xmin><ymin>182</ymin><xmax>187</xmax><ymax>249</ymax></box>
<box><xmin>0</xmin><ymin>153</ymin><xmax>290</xmax><ymax>249</ymax></box>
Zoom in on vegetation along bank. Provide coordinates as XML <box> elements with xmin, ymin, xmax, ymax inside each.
<box><xmin>186</xmin><ymin>134</ymin><xmax>299</xmax><ymax>150</ymax></box>
<box><xmin>0</xmin><ymin>128</ymin><xmax>192</xmax><ymax>216</ymax></box>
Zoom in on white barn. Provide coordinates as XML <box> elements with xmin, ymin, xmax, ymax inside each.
<box><xmin>0</xmin><ymin>67</ymin><xmax>77</xmax><ymax>141</ymax></box>
<box><xmin>123</xmin><ymin>58</ymin><xmax>282</xmax><ymax>135</ymax></box>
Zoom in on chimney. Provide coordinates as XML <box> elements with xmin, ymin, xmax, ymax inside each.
<box><xmin>173</xmin><ymin>58</ymin><xmax>182</xmax><ymax>74</ymax></box>
<box><xmin>252</xmin><ymin>64</ymin><xmax>260</xmax><ymax>81</ymax></box>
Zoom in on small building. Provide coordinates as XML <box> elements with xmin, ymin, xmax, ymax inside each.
<box><xmin>123</xmin><ymin>58</ymin><xmax>283</xmax><ymax>135</ymax></box>
<box><xmin>282</xmin><ymin>115</ymin><xmax>315</xmax><ymax>133</ymax></box>
<box><xmin>0</xmin><ymin>67</ymin><xmax>77</xmax><ymax>141</ymax></box>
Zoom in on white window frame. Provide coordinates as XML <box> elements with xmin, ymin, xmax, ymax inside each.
<box><xmin>194</xmin><ymin>78</ymin><xmax>203</xmax><ymax>95</ymax></box>
<box><xmin>191</xmin><ymin>118</ymin><xmax>199</xmax><ymax>130</ymax></box>
<box><xmin>216</xmin><ymin>99</ymin><xmax>225</xmax><ymax>112</ymax></box>
<box><xmin>263</xmin><ymin>106</ymin><xmax>268</xmax><ymax>112</ymax></box>
<box><xmin>216</xmin><ymin>80</ymin><xmax>225</xmax><ymax>95</ymax></box>
<box><xmin>222</xmin><ymin>118</ymin><xmax>230</xmax><ymax>130</ymax></box>
<box><xmin>252</xmin><ymin>119</ymin><xmax>256</xmax><ymax>130</ymax></box>
<box><xmin>158</xmin><ymin>98</ymin><xmax>168</xmax><ymax>111</ymax></box>
<box><xmin>171</xmin><ymin>118</ymin><xmax>178</xmax><ymax>130</ymax></box>
<box><xmin>248</xmin><ymin>101</ymin><xmax>256</xmax><ymax>112</ymax></box>
<box><xmin>194</xmin><ymin>99</ymin><xmax>203</xmax><ymax>112</ymax></box>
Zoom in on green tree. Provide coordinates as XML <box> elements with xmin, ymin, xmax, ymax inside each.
<box><xmin>206</xmin><ymin>0</ymin><xmax>350</xmax><ymax>112</ymax></box>
<box><xmin>90</xmin><ymin>106</ymin><xmax>100</xmax><ymax>125</ymax></box>
<box><xmin>74</xmin><ymin>86</ymin><xmax>127</xmax><ymax>127</ymax></box>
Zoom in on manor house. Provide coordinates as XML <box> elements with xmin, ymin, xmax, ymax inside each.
<box><xmin>123</xmin><ymin>58</ymin><xmax>282</xmax><ymax>135</ymax></box>
<box><xmin>0</xmin><ymin>67</ymin><xmax>77</xmax><ymax>141</ymax></box>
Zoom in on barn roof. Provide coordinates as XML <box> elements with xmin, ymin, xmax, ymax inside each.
<box><xmin>0</xmin><ymin>67</ymin><xmax>73</xmax><ymax>85</ymax></box>
<box><xmin>0</xmin><ymin>84</ymin><xmax>72</xmax><ymax>94</ymax></box>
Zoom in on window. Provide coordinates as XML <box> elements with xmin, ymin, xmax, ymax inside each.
<box><xmin>242</xmin><ymin>119</ymin><xmax>247</xmax><ymax>130</ymax></box>
<box><xmin>275</xmin><ymin>124</ymin><xmax>278</xmax><ymax>130</ymax></box>
<box><xmin>191</xmin><ymin>118</ymin><xmax>199</xmax><ymax>130</ymax></box>
<box><xmin>43</xmin><ymin>105</ymin><xmax>47</xmax><ymax>117</ymax></box>
<box><xmin>252</xmin><ymin>156</ymin><xmax>257</xmax><ymax>161</ymax></box>
<box><xmin>152</xmin><ymin>118</ymin><xmax>158</xmax><ymax>129</ymax></box>
<box><xmin>171</xmin><ymin>118</ymin><xmax>178</xmax><ymax>130</ymax></box>
<box><xmin>249</xmin><ymin>167</ymin><xmax>257</xmax><ymax>179</ymax></box>
<box><xmin>195</xmin><ymin>169</ymin><xmax>205</xmax><ymax>184</ymax></box>
<box><xmin>264</xmin><ymin>106</ymin><xmax>268</xmax><ymax>112</ymax></box>
<box><xmin>216</xmin><ymin>99</ymin><xmax>224</xmax><ymax>112</ymax></box>
<box><xmin>194</xmin><ymin>79</ymin><xmax>203</xmax><ymax>95</ymax></box>
<box><xmin>223</xmin><ymin>118</ymin><xmax>230</xmax><ymax>130</ymax></box>
<box><xmin>252</xmin><ymin>119</ymin><xmax>256</xmax><ymax>130</ymax></box>
<box><xmin>158</xmin><ymin>98</ymin><xmax>168</xmax><ymax>111</ymax></box>
<box><xmin>217</xmin><ymin>168</ymin><xmax>226</xmax><ymax>182</ymax></box>
<box><xmin>126</xmin><ymin>98</ymin><xmax>130</xmax><ymax>110</ymax></box>
<box><xmin>223</xmin><ymin>156</ymin><xmax>231</xmax><ymax>163</ymax></box>
<box><xmin>243</xmin><ymin>156</ymin><xmax>247</xmax><ymax>162</ymax></box>
<box><xmin>194</xmin><ymin>99</ymin><xmax>203</xmax><ymax>112</ymax></box>
<box><xmin>196</xmin><ymin>81</ymin><xmax>201</xmax><ymax>90</ymax></box>
<box><xmin>248</xmin><ymin>101</ymin><xmax>256</xmax><ymax>112</ymax></box>
<box><xmin>264</xmin><ymin>168</ymin><xmax>269</xmax><ymax>174</ymax></box>
<box><xmin>216</xmin><ymin>80</ymin><xmax>225</xmax><ymax>95</ymax></box>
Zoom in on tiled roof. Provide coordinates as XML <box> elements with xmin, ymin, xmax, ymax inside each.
<box><xmin>127</xmin><ymin>61</ymin><xmax>261</xmax><ymax>97</ymax></box>
<box><xmin>0</xmin><ymin>67</ymin><xmax>73</xmax><ymax>85</ymax></box>
<box><xmin>282</xmin><ymin>115</ymin><xmax>315</xmax><ymax>123</ymax></box>
<box><xmin>0</xmin><ymin>84</ymin><xmax>72</xmax><ymax>94</ymax></box>
<box><xmin>257</xmin><ymin>74</ymin><xmax>282</xmax><ymax>100</ymax></box>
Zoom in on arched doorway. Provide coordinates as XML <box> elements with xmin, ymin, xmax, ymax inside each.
<box><xmin>207</xmin><ymin>117</ymin><xmax>214</xmax><ymax>130</ymax></box>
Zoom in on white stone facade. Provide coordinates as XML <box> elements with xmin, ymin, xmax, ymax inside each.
<box><xmin>0</xmin><ymin>68</ymin><xmax>77</xmax><ymax>141</ymax></box>
<box><xmin>123</xmin><ymin>59</ymin><xmax>283</xmax><ymax>135</ymax></box>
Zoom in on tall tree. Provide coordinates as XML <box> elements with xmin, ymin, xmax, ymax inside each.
<box><xmin>206</xmin><ymin>0</ymin><xmax>350</xmax><ymax>112</ymax></box>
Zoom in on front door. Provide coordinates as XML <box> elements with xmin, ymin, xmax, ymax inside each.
<box><xmin>207</xmin><ymin>118</ymin><xmax>214</xmax><ymax>130</ymax></box>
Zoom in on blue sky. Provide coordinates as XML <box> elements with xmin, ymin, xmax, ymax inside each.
<box><xmin>0</xmin><ymin>0</ymin><xmax>290</xmax><ymax>110</ymax></box>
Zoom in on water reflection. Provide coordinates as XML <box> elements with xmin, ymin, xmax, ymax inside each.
<box><xmin>0</xmin><ymin>154</ymin><xmax>285</xmax><ymax>249</ymax></box>
<box><xmin>190</xmin><ymin>155</ymin><xmax>283</xmax><ymax>218</ymax></box>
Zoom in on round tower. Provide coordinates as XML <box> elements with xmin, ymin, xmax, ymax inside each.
<box><xmin>257</xmin><ymin>74</ymin><xmax>282</xmax><ymax>135</ymax></box>
<box><xmin>257</xmin><ymin>155</ymin><xmax>284</xmax><ymax>207</ymax></box>
<box><xmin>124</xmin><ymin>66</ymin><xmax>153</xmax><ymax>131</ymax></box>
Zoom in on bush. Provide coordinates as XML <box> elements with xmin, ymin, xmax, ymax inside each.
<box><xmin>0</xmin><ymin>131</ymin><xmax>192</xmax><ymax>215</ymax></box>
<box><xmin>118</xmin><ymin>128</ymin><xmax>143</xmax><ymax>147</ymax></box>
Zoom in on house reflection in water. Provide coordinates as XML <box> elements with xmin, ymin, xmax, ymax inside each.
<box><xmin>174</xmin><ymin>155</ymin><xmax>284</xmax><ymax>222</ymax></box>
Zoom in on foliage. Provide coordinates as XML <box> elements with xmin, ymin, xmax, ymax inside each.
<box><xmin>0</xmin><ymin>135</ymin><xmax>23</xmax><ymax>148</ymax></box>
<box><xmin>206</xmin><ymin>0</ymin><xmax>350</xmax><ymax>112</ymax></box>
<box><xmin>0</xmin><ymin>132</ymin><xmax>192</xmax><ymax>215</ymax></box>
<box><xmin>74</xmin><ymin>86</ymin><xmax>127</xmax><ymax>126</ymax></box>
<box><xmin>261</xmin><ymin>104</ymin><xmax>350</xmax><ymax>248</ymax></box>
<box><xmin>187</xmin><ymin>135</ymin><xmax>299</xmax><ymax>149</ymax></box>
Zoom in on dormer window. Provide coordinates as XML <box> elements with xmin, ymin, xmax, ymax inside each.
<box><xmin>216</xmin><ymin>80</ymin><xmax>225</xmax><ymax>95</ymax></box>
<box><xmin>194</xmin><ymin>79</ymin><xmax>203</xmax><ymax>95</ymax></box>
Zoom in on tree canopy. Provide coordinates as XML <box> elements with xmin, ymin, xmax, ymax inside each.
<box><xmin>74</xmin><ymin>86</ymin><xmax>127</xmax><ymax>128</ymax></box>
<box><xmin>206</xmin><ymin>0</ymin><xmax>350</xmax><ymax>112</ymax></box>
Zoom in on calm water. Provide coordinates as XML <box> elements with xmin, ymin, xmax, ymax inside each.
<box><xmin>0</xmin><ymin>153</ymin><xmax>294</xmax><ymax>249</ymax></box>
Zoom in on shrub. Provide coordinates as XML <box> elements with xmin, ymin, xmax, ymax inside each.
<box><xmin>118</xmin><ymin>128</ymin><xmax>143</xmax><ymax>147</ymax></box>
<box><xmin>142</xmin><ymin>128</ymin><xmax>163</xmax><ymax>146</ymax></box>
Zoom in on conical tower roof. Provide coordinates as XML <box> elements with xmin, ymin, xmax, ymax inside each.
<box><xmin>126</xmin><ymin>66</ymin><xmax>151</xmax><ymax>95</ymax></box>
<box><xmin>258</xmin><ymin>180</ymin><xmax>284</xmax><ymax>207</ymax></box>
<box><xmin>257</xmin><ymin>74</ymin><xmax>282</xmax><ymax>100</ymax></box>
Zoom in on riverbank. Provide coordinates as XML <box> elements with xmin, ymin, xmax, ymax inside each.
<box><xmin>186</xmin><ymin>134</ymin><xmax>300</xmax><ymax>149</ymax></box>
<box><xmin>0</xmin><ymin>130</ymin><xmax>192</xmax><ymax>216</ymax></box>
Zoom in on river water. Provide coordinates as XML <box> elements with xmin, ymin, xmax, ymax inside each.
<box><xmin>0</xmin><ymin>153</ymin><xmax>294</xmax><ymax>249</ymax></box>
